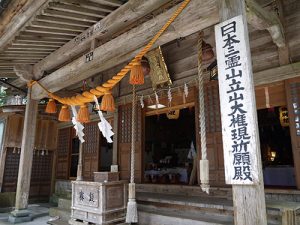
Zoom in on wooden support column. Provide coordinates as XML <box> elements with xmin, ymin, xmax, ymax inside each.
<box><xmin>9</xmin><ymin>87</ymin><xmax>38</xmax><ymax>223</ymax></box>
<box><xmin>76</xmin><ymin>142</ymin><xmax>83</xmax><ymax>181</ymax></box>
<box><xmin>216</xmin><ymin>0</ymin><xmax>267</xmax><ymax>225</ymax></box>
<box><xmin>112</xmin><ymin>108</ymin><xmax>119</xmax><ymax>166</ymax></box>
<box><xmin>0</xmin><ymin>116</ymin><xmax>8</xmax><ymax>192</ymax></box>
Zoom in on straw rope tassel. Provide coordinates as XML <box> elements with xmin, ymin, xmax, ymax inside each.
<box><xmin>198</xmin><ymin>33</ymin><xmax>210</xmax><ymax>194</ymax></box>
<box><xmin>126</xmin><ymin>85</ymin><xmax>138</xmax><ymax>223</ymax></box>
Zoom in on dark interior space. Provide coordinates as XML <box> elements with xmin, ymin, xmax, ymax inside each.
<box><xmin>257</xmin><ymin>107</ymin><xmax>296</xmax><ymax>187</ymax></box>
<box><xmin>144</xmin><ymin>107</ymin><xmax>196</xmax><ymax>184</ymax></box>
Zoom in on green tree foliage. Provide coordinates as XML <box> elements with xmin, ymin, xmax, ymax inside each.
<box><xmin>0</xmin><ymin>86</ymin><xmax>7</xmax><ymax>106</ymax></box>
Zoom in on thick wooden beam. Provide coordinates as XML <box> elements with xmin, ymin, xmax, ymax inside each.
<box><xmin>254</xmin><ymin>61</ymin><xmax>300</xmax><ymax>86</ymax></box>
<box><xmin>0</xmin><ymin>0</ymin><xmax>29</xmax><ymax>36</ymax></box>
<box><xmin>31</xmin><ymin>0</ymin><xmax>219</xmax><ymax>99</ymax></box>
<box><xmin>218</xmin><ymin>0</ymin><xmax>267</xmax><ymax>225</ymax></box>
<box><xmin>0</xmin><ymin>0</ymin><xmax>50</xmax><ymax>51</ymax></box>
<box><xmin>245</xmin><ymin>0</ymin><xmax>285</xmax><ymax>48</ymax></box>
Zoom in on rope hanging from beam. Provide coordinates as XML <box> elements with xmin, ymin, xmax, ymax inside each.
<box><xmin>30</xmin><ymin>0</ymin><xmax>192</xmax><ymax>108</ymax></box>
<box><xmin>198</xmin><ymin>32</ymin><xmax>210</xmax><ymax>194</ymax></box>
<box><xmin>125</xmin><ymin>84</ymin><xmax>138</xmax><ymax>223</ymax></box>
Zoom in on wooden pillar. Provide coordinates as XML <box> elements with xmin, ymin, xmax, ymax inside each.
<box><xmin>112</xmin><ymin>108</ymin><xmax>119</xmax><ymax>166</ymax></box>
<box><xmin>9</xmin><ymin>87</ymin><xmax>38</xmax><ymax>223</ymax></box>
<box><xmin>76</xmin><ymin>142</ymin><xmax>83</xmax><ymax>181</ymax></box>
<box><xmin>0</xmin><ymin>116</ymin><xmax>8</xmax><ymax>192</ymax></box>
<box><xmin>216</xmin><ymin>0</ymin><xmax>267</xmax><ymax>224</ymax></box>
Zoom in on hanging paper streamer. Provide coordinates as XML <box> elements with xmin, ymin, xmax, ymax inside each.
<box><xmin>167</xmin><ymin>86</ymin><xmax>172</xmax><ymax>108</ymax></box>
<box><xmin>71</xmin><ymin>105</ymin><xmax>85</xmax><ymax>143</ymax></box>
<box><xmin>155</xmin><ymin>91</ymin><xmax>159</xmax><ymax>109</ymax></box>
<box><xmin>184</xmin><ymin>83</ymin><xmax>189</xmax><ymax>98</ymax></box>
<box><xmin>140</xmin><ymin>95</ymin><xmax>144</xmax><ymax>108</ymax></box>
<box><xmin>93</xmin><ymin>96</ymin><xmax>114</xmax><ymax>143</ymax></box>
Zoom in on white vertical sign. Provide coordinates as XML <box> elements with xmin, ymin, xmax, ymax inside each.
<box><xmin>215</xmin><ymin>15</ymin><xmax>259</xmax><ymax>184</ymax></box>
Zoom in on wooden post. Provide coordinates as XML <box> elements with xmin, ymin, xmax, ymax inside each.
<box><xmin>112</xmin><ymin>108</ymin><xmax>119</xmax><ymax>166</ymax></box>
<box><xmin>9</xmin><ymin>87</ymin><xmax>38</xmax><ymax>223</ymax></box>
<box><xmin>76</xmin><ymin>142</ymin><xmax>83</xmax><ymax>181</ymax></box>
<box><xmin>215</xmin><ymin>0</ymin><xmax>267</xmax><ymax>225</ymax></box>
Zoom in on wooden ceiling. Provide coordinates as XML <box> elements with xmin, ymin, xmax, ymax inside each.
<box><xmin>0</xmin><ymin>0</ymin><xmax>125</xmax><ymax>78</ymax></box>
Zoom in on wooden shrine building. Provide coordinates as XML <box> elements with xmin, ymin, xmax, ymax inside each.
<box><xmin>0</xmin><ymin>0</ymin><xmax>300</xmax><ymax>224</ymax></box>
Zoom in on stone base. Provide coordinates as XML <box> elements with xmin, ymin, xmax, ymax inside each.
<box><xmin>8</xmin><ymin>209</ymin><xmax>33</xmax><ymax>224</ymax></box>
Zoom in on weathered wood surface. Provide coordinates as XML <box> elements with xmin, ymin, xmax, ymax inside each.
<box><xmin>218</xmin><ymin>0</ymin><xmax>267</xmax><ymax>224</ymax></box>
<box><xmin>112</xmin><ymin>109</ymin><xmax>118</xmax><ymax>165</ymax></box>
<box><xmin>254</xmin><ymin>61</ymin><xmax>300</xmax><ymax>86</ymax></box>
<box><xmin>11</xmin><ymin>0</ymin><xmax>172</xmax><ymax>86</ymax></box>
<box><xmin>285</xmin><ymin>77</ymin><xmax>300</xmax><ymax>189</ymax></box>
<box><xmin>15</xmin><ymin>89</ymin><xmax>38</xmax><ymax>210</ymax></box>
<box><xmin>0</xmin><ymin>115</ymin><xmax>8</xmax><ymax>192</ymax></box>
<box><xmin>246</xmin><ymin>0</ymin><xmax>285</xmax><ymax>48</ymax></box>
<box><xmin>0</xmin><ymin>0</ymin><xmax>50</xmax><ymax>51</ymax></box>
<box><xmin>33</xmin><ymin>0</ymin><xmax>172</xmax><ymax>73</ymax></box>
<box><xmin>30</xmin><ymin>0</ymin><xmax>219</xmax><ymax>100</ymax></box>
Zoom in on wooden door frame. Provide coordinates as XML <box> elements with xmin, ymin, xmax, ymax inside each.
<box><xmin>142</xmin><ymin>87</ymin><xmax>197</xmax><ymax>184</ymax></box>
<box><xmin>285</xmin><ymin>77</ymin><xmax>300</xmax><ymax>189</ymax></box>
<box><xmin>0</xmin><ymin>116</ymin><xmax>8</xmax><ymax>191</ymax></box>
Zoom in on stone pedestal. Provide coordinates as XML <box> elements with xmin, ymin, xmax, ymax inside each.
<box><xmin>8</xmin><ymin>210</ymin><xmax>32</xmax><ymax>224</ymax></box>
<box><xmin>69</xmin><ymin>180</ymin><xmax>127</xmax><ymax>225</ymax></box>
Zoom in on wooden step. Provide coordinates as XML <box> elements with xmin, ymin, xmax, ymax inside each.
<box><xmin>49</xmin><ymin>207</ymin><xmax>71</xmax><ymax>222</ymax></box>
<box><xmin>138</xmin><ymin>207</ymin><xmax>233</xmax><ymax>225</ymax></box>
<box><xmin>136</xmin><ymin>192</ymin><xmax>283</xmax><ymax>225</ymax></box>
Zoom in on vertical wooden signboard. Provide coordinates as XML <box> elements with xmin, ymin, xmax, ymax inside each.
<box><xmin>216</xmin><ymin>1</ymin><xmax>267</xmax><ymax>223</ymax></box>
<box><xmin>215</xmin><ymin>15</ymin><xmax>259</xmax><ymax>184</ymax></box>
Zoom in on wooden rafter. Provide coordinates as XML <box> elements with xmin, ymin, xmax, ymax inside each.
<box><xmin>35</xmin><ymin>15</ymin><xmax>93</xmax><ymax>27</ymax></box>
<box><xmin>42</xmin><ymin>9</ymin><xmax>101</xmax><ymax>22</ymax></box>
<box><xmin>48</xmin><ymin>2</ymin><xmax>109</xmax><ymax>18</ymax></box>
<box><xmin>30</xmin><ymin>21</ymin><xmax>86</xmax><ymax>32</ymax></box>
<box><xmin>61</xmin><ymin>0</ymin><xmax>116</xmax><ymax>13</ymax></box>
<box><xmin>90</xmin><ymin>0</ymin><xmax>123</xmax><ymax>7</ymax></box>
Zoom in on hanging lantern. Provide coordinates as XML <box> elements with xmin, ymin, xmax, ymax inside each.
<box><xmin>45</xmin><ymin>99</ymin><xmax>57</xmax><ymax>113</ymax></box>
<box><xmin>101</xmin><ymin>92</ymin><xmax>115</xmax><ymax>112</ymax></box>
<box><xmin>208</xmin><ymin>60</ymin><xmax>218</xmax><ymax>81</ymax></box>
<box><xmin>202</xmin><ymin>42</ymin><xmax>214</xmax><ymax>62</ymax></box>
<box><xmin>279</xmin><ymin>107</ymin><xmax>289</xmax><ymax>127</ymax></box>
<box><xmin>77</xmin><ymin>104</ymin><xmax>90</xmax><ymax>123</ymax></box>
<box><xmin>129</xmin><ymin>60</ymin><xmax>144</xmax><ymax>85</ymax></box>
<box><xmin>58</xmin><ymin>105</ymin><xmax>71</xmax><ymax>122</ymax></box>
<box><xmin>166</xmin><ymin>110</ymin><xmax>180</xmax><ymax>119</ymax></box>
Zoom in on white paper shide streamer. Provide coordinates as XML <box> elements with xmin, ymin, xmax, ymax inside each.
<box><xmin>140</xmin><ymin>95</ymin><xmax>144</xmax><ymax>108</ymax></box>
<box><xmin>155</xmin><ymin>91</ymin><xmax>159</xmax><ymax>109</ymax></box>
<box><xmin>71</xmin><ymin>106</ymin><xmax>85</xmax><ymax>143</ymax></box>
<box><xmin>94</xmin><ymin>96</ymin><xmax>114</xmax><ymax>143</ymax></box>
<box><xmin>167</xmin><ymin>86</ymin><xmax>172</xmax><ymax>107</ymax></box>
<box><xmin>184</xmin><ymin>83</ymin><xmax>189</xmax><ymax>98</ymax></box>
